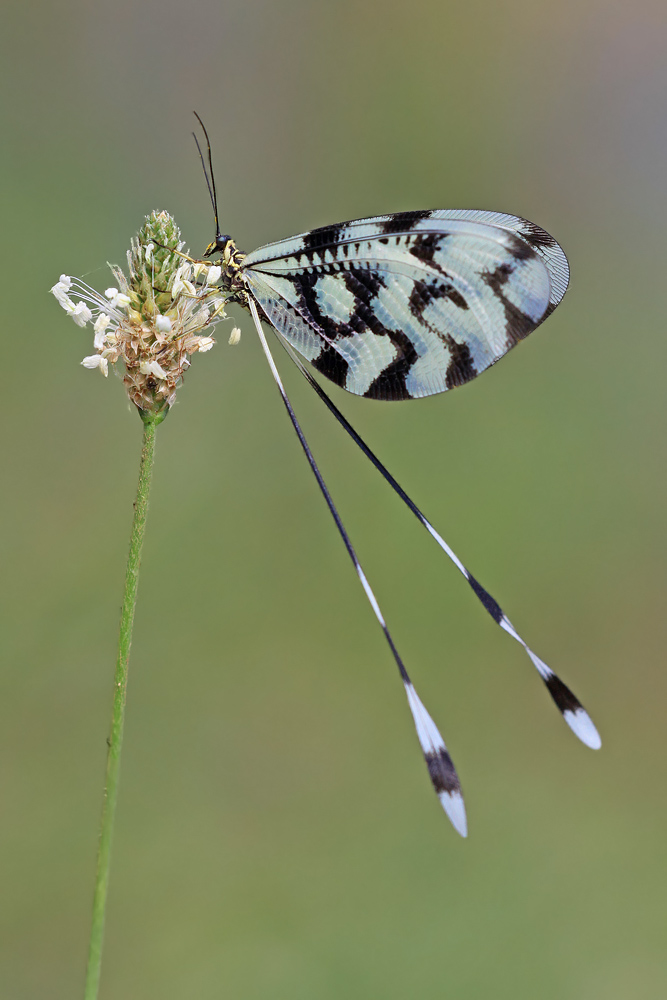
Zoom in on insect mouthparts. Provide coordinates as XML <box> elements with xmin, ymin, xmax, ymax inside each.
<box><xmin>204</xmin><ymin>234</ymin><xmax>232</xmax><ymax>258</ymax></box>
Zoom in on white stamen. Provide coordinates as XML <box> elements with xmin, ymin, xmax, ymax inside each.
<box><xmin>68</xmin><ymin>302</ymin><xmax>93</xmax><ymax>327</ymax></box>
<box><xmin>140</xmin><ymin>360</ymin><xmax>168</xmax><ymax>379</ymax></box>
<box><xmin>52</xmin><ymin>215</ymin><xmax>226</xmax><ymax>408</ymax></box>
<box><xmin>81</xmin><ymin>354</ymin><xmax>108</xmax><ymax>376</ymax></box>
<box><xmin>155</xmin><ymin>315</ymin><xmax>172</xmax><ymax>333</ymax></box>
<box><xmin>172</xmin><ymin>276</ymin><xmax>196</xmax><ymax>299</ymax></box>
<box><xmin>205</xmin><ymin>265</ymin><xmax>221</xmax><ymax>285</ymax></box>
<box><xmin>51</xmin><ymin>281</ymin><xmax>75</xmax><ymax>308</ymax></box>
<box><xmin>102</xmin><ymin>289</ymin><xmax>129</xmax><ymax>311</ymax></box>
<box><xmin>228</xmin><ymin>327</ymin><xmax>241</xmax><ymax>346</ymax></box>
<box><xmin>174</xmin><ymin>263</ymin><xmax>193</xmax><ymax>285</ymax></box>
<box><xmin>53</xmin><ymin>290</ymin><xmax>75</xmax><ymax>311</ymax></box>
<box><xmin>93</xmin><ymin>313</ymin><xmax>111</xmax><ymax>349</ymax></box>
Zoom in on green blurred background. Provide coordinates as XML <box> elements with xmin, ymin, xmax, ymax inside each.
<box><xmin>2</xmin><ymin>1</ymin><xmax>666</xmax><ymax>997</ymax></box>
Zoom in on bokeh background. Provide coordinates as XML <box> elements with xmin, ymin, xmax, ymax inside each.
<box><xmin>2</xmin><ymin>1</ymin><xmax>666</xmax><ymax>997</ymax></box>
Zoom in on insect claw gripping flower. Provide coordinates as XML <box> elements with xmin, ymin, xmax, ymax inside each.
<box><xmin>51</xmin><ymin>210</ymin><xmax>227</xmax><ymax>420</ymax></box>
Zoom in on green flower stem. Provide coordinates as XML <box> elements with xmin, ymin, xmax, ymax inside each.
<box><xmin>84</xmin><ymin>412</ymin><xmax>161</xmax><ymax>1000</ymax></box>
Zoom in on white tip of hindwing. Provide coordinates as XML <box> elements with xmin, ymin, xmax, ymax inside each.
<box><xmin>437</xmin><ymin>788</ymin><xmax>468</xmax><ymax>838</ymax></box>
<box><xmin>563</xmin><ymin>708</ymin><xmax>602</xmax><ymax>750</ymax></box>
<box><xmin>404</xmin><ymin>681</ymin><xmax>467</xmax><ymax>837</ymax></box>
<box><xmin>526</xmin><ymin>649</ymin><xmax>601</xmax><ymax>750</ymax></box>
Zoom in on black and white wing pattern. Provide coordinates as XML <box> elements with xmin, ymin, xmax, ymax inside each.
<box><xmin>212</xmin><ymin>204</ymin><xmax>598</xmax><ymax>837</ymax></box>
<box><xmin>241</xmin><ymin>209</ymin><xmax>569</xmax><ymax>401</ymax></box>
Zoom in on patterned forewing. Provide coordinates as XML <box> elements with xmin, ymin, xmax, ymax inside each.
<box><xmin>242</xmin><ymin>211</ymin><xmax>568</xmax><ymax>401</ymax></box>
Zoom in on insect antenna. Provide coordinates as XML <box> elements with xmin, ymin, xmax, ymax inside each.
<box><xmin>192</xmin><ymin>111</ymin><xmax>223</xmax><ymax>246</ymax></box>
<box><xmin>247</xmin><ymin>298</ymin><xmax>467</xmax><ymax>837</ymax></box>
<box><xmin>276</xmin><ymin>335</ymin><xmax>601</xmax><ymax>751</ymax></box>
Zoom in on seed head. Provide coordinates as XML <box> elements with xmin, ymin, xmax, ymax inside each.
<box><xmin>51</xmin><ymin>211</ymin><xmax>227</xmax><ymax>422</ymax></box>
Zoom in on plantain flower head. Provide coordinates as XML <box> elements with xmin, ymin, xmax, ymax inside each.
<box><xmin>51</xmin><ymin>211</ymin><xmax>227</xmax><ymax>420</ymax></box>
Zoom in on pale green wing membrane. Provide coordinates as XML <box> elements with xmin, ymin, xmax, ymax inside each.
<box><xmin>242</xmin><ymin>209</ymin><xmax>569</xmax><ymax>401</ymax></box>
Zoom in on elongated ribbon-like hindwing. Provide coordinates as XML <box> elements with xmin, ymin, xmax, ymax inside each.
<box><xmin>187</xmin><ymin>111</ymin><xmax>596</xmax><ymax>834</ymax></box>
<box><xmin>241</xmin><ymin>209</ymin><xmax>569</xmax><ymax>401</ymax></box>
<box><xmin>223</xmin><ymin>206</ymin><xmax>596</xmax><ymax>837</ymax></box>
